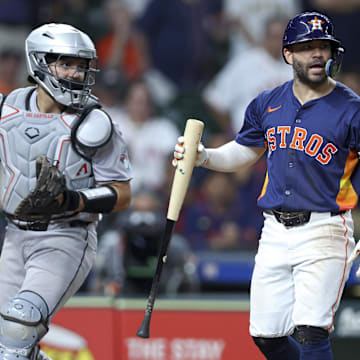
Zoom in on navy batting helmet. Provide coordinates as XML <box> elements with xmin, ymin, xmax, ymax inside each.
<box><xmin>282</xmin><ymin>12</ymin><xmax>344</xmax><ymax>77</ymax></box>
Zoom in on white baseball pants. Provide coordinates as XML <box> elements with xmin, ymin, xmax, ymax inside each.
<box><xmin>250</xmin><ymin>210</ymin><xmax>355</xmax><ymax>337</ymax></box>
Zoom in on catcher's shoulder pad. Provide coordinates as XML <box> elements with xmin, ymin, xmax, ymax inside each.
<box><xmin>74</xmin><ymin>107</ymin><xmax>113</xmax><ymax>149</ymax></box>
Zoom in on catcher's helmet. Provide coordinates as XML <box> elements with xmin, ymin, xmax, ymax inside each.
<box><xmin>282</xmin><ymin>12</ymin><xmax>344</xmax><ymax>77</ymax></box>
<box><xmin>25</xmin><ymin>23</ymin><xmax>99</xmax><ymax>110</ymax></box>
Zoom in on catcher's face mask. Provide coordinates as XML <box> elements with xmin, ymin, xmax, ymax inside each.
<box><xmin>25</xmin><ymin>23</ymin><xmax>99</xmax><ymax>110</ymax></box>
<box><xmin>46</xmin><ymin>54</ymin><xmax>97</xmax><ymax>107</ymax></box>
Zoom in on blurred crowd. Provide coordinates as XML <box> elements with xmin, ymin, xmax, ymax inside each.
<box><xmin>0</xmin><ymin>0</ymin><xmax>360</xmax><ymax>296</ymax></box>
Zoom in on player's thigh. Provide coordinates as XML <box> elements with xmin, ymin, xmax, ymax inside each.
<box><xmin>292</xmin><ymin>213</ymin><xmax>354</xmax><ymax>329</ymax></box>
<box><xmin>21</xmin><ymin>224</ymin><xmax>97</xmax><ymax>315</ymax></box>
<box><xmin>0</xmin><ymin>227</ymin><xmax>26</xmax><ymax>306</ymax></box>
<box><xmin>250</xmin><ymin>215</ymin><xmax>295</xmax><ymax>337</ymax></box>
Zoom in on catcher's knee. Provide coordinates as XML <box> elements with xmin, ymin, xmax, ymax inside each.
<box><xmin>296</xmin><ymin>325</ymin><xmax>329</xmax><ymax>344</ymax></box>
<box><xmin>0</xmin><ymin>292</ymin><xmax>48</xmax><ymax>359</ymax></box>
<box><xmin>253</xmin><ymin>336</ymin><xmax>289</xmax><ymax>354</ymax></box>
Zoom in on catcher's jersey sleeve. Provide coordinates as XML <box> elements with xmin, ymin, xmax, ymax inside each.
<box><xmin>91</xmin><ymin>124</ymin><xmax>132</xmax><ymax>183</ymax></box>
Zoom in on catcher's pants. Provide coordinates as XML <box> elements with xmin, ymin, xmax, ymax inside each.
<box><xmin>0</xmin><ymin>222</ymin><xmax>97</xmax><ymax>317</ymax></box>
<box><xmin>250</xmin><ymin>210</ymin><xmax>355</xmax><ymax>337</ymax></box>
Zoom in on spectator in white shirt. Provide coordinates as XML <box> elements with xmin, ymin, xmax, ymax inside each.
<box><xmin>203</xmin><ymin>15</ymin><xmax>293</xmax><ymax>135</ymax></box>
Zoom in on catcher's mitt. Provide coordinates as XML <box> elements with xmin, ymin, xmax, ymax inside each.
<box><xmin>14</xmin><ymin>156</ymin><xmax>67</xmax><ymax>221</ymax></box>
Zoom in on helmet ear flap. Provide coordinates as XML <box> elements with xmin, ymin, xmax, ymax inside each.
<box><xmin>325</xmin><ymin>47</ymin><xmax>345</xmax><ymax>78</ymax></box>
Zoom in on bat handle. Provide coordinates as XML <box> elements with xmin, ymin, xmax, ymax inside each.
<box><xmin>136</xmin><ymin>220</ymin><xmax>176</xmax><ymax>338</ymax></box>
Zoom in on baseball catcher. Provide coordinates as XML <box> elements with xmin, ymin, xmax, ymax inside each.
<box><xmin>0</xmin><ymin>23</ymin><xmax>132</xmax><ymax>360</ymax></box>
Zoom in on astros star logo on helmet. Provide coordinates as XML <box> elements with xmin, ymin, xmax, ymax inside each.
<box><xmin>308</xmin><ymin>16</ymin><xmax>324</xmax><ymax>31</ymax></box>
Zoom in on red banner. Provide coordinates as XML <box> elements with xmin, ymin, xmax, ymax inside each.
<box><xmin>40</xmin><ymin>299</ymin><xmax>263</xmax><ymax>360</ymax></box>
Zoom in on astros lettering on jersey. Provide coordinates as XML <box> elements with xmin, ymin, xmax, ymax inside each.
<box><xmin>236</xmin><ymin>80</ymin><xmax>360</xmax><ymax>212</ymax></box>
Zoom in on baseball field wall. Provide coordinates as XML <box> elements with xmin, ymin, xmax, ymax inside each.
<box><xmin>39</xmin><ymin>296</ymin><xmax>360</xmax><ymax>360</ymax></box>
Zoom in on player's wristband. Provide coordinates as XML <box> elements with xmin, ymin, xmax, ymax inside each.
<box><xmin>62</xmin><ymin>190</ymin><xmax>81</xmax><ymax>211</ymax></box>
<box><xmin>63</xmin><ymin>186</ymin><xmax>118</xmax><ymax>213</ymax></box>
<box><xmin>79</xmin><ymin>186</ymin><xmax>118</xmax><ymax>213</ymax></box>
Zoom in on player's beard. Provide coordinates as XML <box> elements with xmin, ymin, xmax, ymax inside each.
<box><xmin>292</xmin><ymin>57</ymin><xmax>328</xmax><ymax>87</ymax></box>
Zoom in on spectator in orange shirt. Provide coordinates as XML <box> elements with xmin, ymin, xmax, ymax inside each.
<box><xmin>95</xmin><ymin>0</ymin><xmax>148</xmax><ymax>82</ymax></box>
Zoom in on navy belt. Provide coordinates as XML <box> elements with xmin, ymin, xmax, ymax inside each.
<box><xmin>264</xmin><ymin>210</ymin><xmax>346</xmax><ymax>228</ymax></box>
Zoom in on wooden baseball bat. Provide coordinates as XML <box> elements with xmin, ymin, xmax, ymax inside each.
<box><xmin>136</xmin><ymin>119</ymin><xmax>204</xmax><ymax>338</ymax></box>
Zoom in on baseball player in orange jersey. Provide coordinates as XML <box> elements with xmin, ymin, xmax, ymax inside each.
<box><xmin>174</xmin><ymin>11</ymin><xmax>360</xmax><ymax>360</ymax></box>
<box><xmin>0</xmin><ymin>24</ymin><xmax>132</xmax><ymax>359</ymax></box>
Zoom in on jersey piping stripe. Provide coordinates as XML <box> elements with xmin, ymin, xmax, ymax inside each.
<box><xmin>60</xmin><ymin>113</ymin><xmax>79</xmax><ymax>129</ymax></box>
<box><xmin>328</xmin><ymin>213</ymin><xmax>349</xmax><ymax>331</ymax></box>
<box><xmin>0</xmin><ymin>104</ymin><xmax>20</xmax><ymax>120</ymax></box>
<box><xmin>336</xmin><ymin>149</ymin><xmax>359</xmax><ymax>210</ymax></box>
<box><xmin>257</xmin><ymin>171</ymin><xmax>269</xmax><ymax>201</ymax></box>
<box><xmin>55</xmin><ymin>138</ymin><xmax>72</xmax><ymax>168</ymax></box>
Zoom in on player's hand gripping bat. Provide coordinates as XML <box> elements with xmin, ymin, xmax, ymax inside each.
<box><xmin>136</xmin><ymin>119</ymin><xmax>204</xmax><ymax>338</ymax></box>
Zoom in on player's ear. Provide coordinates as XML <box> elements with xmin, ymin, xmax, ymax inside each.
<box><xmin>283</xmin><ymin>47</ymin><xmax>293</xmax><ymax>65</ymax></box>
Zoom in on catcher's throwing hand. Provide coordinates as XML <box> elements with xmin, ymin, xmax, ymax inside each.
<box><xmin>172</xmin><ymin>136</ymin><xmax>208</xmax><ymax>167</ymax></box>
<box><xmin>349</xmin><ymin>241</ymin><xmax>360</xmax><ymax>278</ymax></box>
<box><xmin>14</xmin><ymin>155</ymin><xmax>70</xmax><ymax>221</ymax></box>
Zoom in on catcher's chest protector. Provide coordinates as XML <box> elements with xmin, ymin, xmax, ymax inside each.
<box><xmin>0</xmin><ymin>89</ymin><xmax>94</xmax><ymax>214</ymax></box>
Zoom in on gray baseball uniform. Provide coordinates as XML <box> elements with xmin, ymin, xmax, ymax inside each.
<box><xmin>0</xmin><ymin>86</ymin><xmax>132</xmax><ymax>316</ymax></box>
<box><xmin>0</xmin><ymin>22</ymin><xmax>132</xmax><ymax>360</ymax></box>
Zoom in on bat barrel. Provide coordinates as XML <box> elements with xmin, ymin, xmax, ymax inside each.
<box><xmin>167</xmin><ymin>119</ymin><xmax>204</xmax><ymax>221</ymax></box>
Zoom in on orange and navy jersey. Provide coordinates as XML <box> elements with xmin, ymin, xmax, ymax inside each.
<box><xmin>235</xmin><ymin>80</ymin><xmax>360</xmax><ymax>212</ymax></box>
